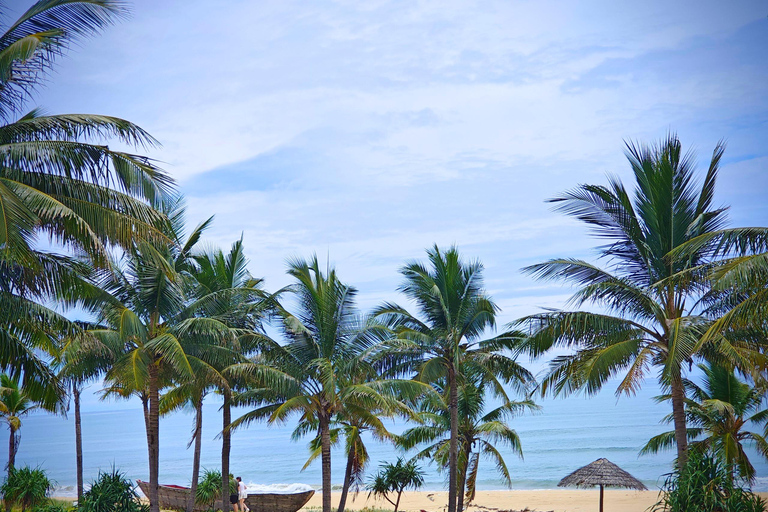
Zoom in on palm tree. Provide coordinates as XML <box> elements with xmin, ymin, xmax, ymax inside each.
<box><xmin>295</xmin><ymin>392</ymin><xmax>398</xmax><ymax>512</ymax></box>
<box><xmin>57</xmin><ymin>326</ymin><xmax>116</xmax><ymax>501</ymax></box>
<box><xmin>0</xmin><ymin>0</ymin><xmax>173</xmax><ymax>407</ymax></box>
<box><xmin>399</xmin><ymin>372</ymin><xmax>536</xmax><ymax>510</ymax></box>
<box><xmin>514</xmin><ymin>135</ymin><xmax>761</xmax><ymax>468</ymax></box>
<box><xmin>374</xmin><ymin>245</ymin><xmax>534</xmax><ymax>512</ymax></box>
<box><xmin>188</xmin><ymin>239</ymin><xmax>272</xmax><ymax>512</ymax></box>
<box><xmin>0</xmin><ymin>374</ymin><xmax>39</xmax><ymax>480</ymax></box>
<box><xmin>641</xmin><ymin>364</ymin><xmax>768</xmax><ymax>484</ymax></box>
<box><xmin>93</xmin><ymin>200</ymin><xmax>221</xmax><ymax>512</ymax></box>
<box><xmin>160</xmin><ymin>362</ymin><xmax>229</xmax><ymax>512</ymax></box>
<box><xmin>229</xmin><ymin>256</ymin><xmax>423</xmax><ymax>512</ymax></box>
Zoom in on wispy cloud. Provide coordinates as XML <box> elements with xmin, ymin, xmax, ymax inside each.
<box><xmin>28</xmin><ymin>0</ymin><xmax>768</xmax><ymax>326</ymax></box>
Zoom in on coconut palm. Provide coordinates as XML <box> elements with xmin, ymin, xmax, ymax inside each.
<box><xmin>513</xmin><ymin>135</ymin><xmax>762</xmax><ymax>468</ymax></box>
<box><xmin>188</xmin><ymin>239</ymin><xmax>272</xmax><ymax>511</ymax></box>
<box><xmin>295</xmin><ymin>390</ymin><xmax>399</xmax><ymax>512</ymax></box>
<box><xmin>0</xmin><ymin>374</ymin><xmax>40</xmax><ymax>479</ymax></box>
<box><xmin>399</xmin><ymin>372</ymin><xmax>536</xmax><ymax>510</ymax></box>
<box><xmin>56</xmin><ymin>325</ymin><xmax>117</xmax><ymax>501</ymax></box>
<box><xmin>229</xmin><ymin>256</ymin><xmax>424</xmax><ymax>512</ymax></box>
<box><xmin>91</xmin><ymin>200</ymin><xmax>235</xmax><ymax>512</ymax></box>
<box><xmin>374</xmin><ymin>245</ymin><xmax>534</xmax><ymax>512</ymax></box>
<box><xmin>160</xmin><ymin>362</ymin><xmax>229</xmax><ymax>512</ymax></box>
<box><xmin>641</xmin><ymin>364</ymin><xmax>768</xmax><ymax>484</ymax></box>
<box><xmin>0</xmin><ymin>0</ymin><xmax>173</xmax><ymax>407</ymax></box>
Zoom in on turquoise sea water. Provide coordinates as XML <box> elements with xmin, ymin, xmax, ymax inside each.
<box><xmin>5</xmin><ymin>379</ymin><xmax>768</xmax><ymax>496</ymax></box>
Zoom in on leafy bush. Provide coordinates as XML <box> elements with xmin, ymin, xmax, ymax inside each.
<box><xmin>1</xmin><ymin>466</ymin><xmax>54</xmax><ymax>511</ymax></box>
<box><xmin>78</xmin><ymin>469</ymin><xmax>148</xmax><ymax>512</ymax></box>
<box><xmin>653</xmin><ymin>451</ymin><xmax>766</xmax><ymax>512</ymax></box>
<box><xmin>195</xmin><ymin>470</ymin><xmax>237</xmax><ymax>510</ymax></box>
<box><xmin>367</xmin><ymin>459</ymin><xmax>424</xmax><ymax>512</ymax></box>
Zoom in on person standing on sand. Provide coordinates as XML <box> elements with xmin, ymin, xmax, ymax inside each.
<box><xmin>237</xmin><ymin>477</ymin><xmax>250</xmax><ymax>512</ymax></box>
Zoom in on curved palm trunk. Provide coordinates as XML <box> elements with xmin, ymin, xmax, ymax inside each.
<box><xmin>74</xmin><ymin>383</ymin><xmax>84</xmax><ymax>501</ymax></box>
<box><xmin>148</xmin><ymin>364</ymin><xmax>161</xmax><ymax>512</ymax></box>
<box><xmin>336</xmin><ymin>440</ymin><xmax>356</xmax><ymax>512</ymax></box>
<box><xmin>456</xmin><ymin>443</ymin><xmax>471</xmax><ymax>512</ymax></box>
<box><xmin>447</xmin><ymin>364</ymin><xmax>458</xmax><ymax>512</ymax></box>
<box><xmin>187</xmin><ymin>397</ymin><xmax>204</xmax><ymax>512</ymax></box>
<box><xmin>670</xmin><ymin>376</ymin><xmax>688</xmax><ymax>468</ymax></box>
<box><xmin>319</xmin><ymin>414</ymin><xmax>332</xmax><ymax>512</ymax></box>
<box><xmin>6</xmin><ymin>426</ymin><xmax>16</xmax><ymax>511</ymax></box>
<box><xmin>222</xmin><ymin>389</ymin><xmax>232</xmax><ymax>512</ymax></box>
<box><xmin>7</xmin><ymin>426</ymin><xmax>15</xmax><ymax>473</ymax></box>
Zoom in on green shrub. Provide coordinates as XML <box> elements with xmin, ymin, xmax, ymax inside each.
<box><xmin>367</xmin><ymin>459</ymin><xmax>424</xmax><ymax>512</ymax></box>
<box><xmin>1</xmin><ymin>466</ymin><xmax>54</xmax><ymax>511</ymax></box>
<box><xmin>653</xmin><ymin>451</ymin><xmax>766</xmax><ymax>512</ymax></box>
<box><xmin>195</xmin><ymin>470</ymin><xmax>237</xmax><ymax>510</ymax></box>
<box><xmin>78</xmin><ymin>469</ymin><xmax>148</xmax><ymax>512</ymax></box>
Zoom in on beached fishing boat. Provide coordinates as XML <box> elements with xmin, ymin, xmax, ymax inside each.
<box><xmin>137</xmin><ymin>480</ymin><xmax>314</xmax><ymax>512</ymax></box>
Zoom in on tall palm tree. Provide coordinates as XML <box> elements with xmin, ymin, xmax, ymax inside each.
<box><xmin>0</xmin><ymin>374</ymin><xmax>40</xmax><ymax>479</ymax></box>
<box><xmin>641</xmin><ymin>364</ymin><xmax>768</xmax><ymax>484</ymax></box>
<box><xmin>398</xmin><ymin>372</ymin><xmax>536</xmax><ymax>511</ymax></box>
<box><xmin>93</xmin><ymin>200</ymin><xmax>222</xmax><ymax>512</ymax></box>
<box><xmin>0</xmin><ymin>0</ymin><xmax>172</xmax><ymax>407</ymax></box>
<box><xmin>375</xmin><ymin>245</ymin><xmax>534</xmax><ymax>512</ymax></box>
<box><xmin>57</xmin><ymin>326</ymin><xmax>116</xmax><ymax>501</ymax></box>
<box><xmin>160</xmin><ymin>362</ymin><xmax>229</xmax><ymax>512</ymax></box>
<box><xmin>514</xmin><ymin>135</ymin><xmax>761</xmax><ymax>468</ymax></box>
<box><xmin>295</xmin><ymin>389</ymin><xmax>399</xmax><ymax>512</ymax></box>
<box><xmin>188</xmin><ymin>239</ymin><xmax>272</xmax><ymax>512</ymax></box>
<box><xmin>229</xmin><ymin>256</ymin><xmax>423</xmax><ymax>512</ymax></box>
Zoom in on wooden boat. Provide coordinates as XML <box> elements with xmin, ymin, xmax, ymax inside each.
<box><xmin>136</xmin><ymin>480</ymin><xmax>314</xmax><ymax>512</ymax></box>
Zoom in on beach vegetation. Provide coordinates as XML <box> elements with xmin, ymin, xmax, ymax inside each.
<box><xmin>367</xmin><ymin>458</ymin><xmax>424</xmax><ymax>512</ymax></box>
<box><xmin>194</xmin><ymin>470</ymin><xmax>236</xmax><ymax>511</ymax></box>
<box><xmin>1</xmin><ymin>465</ymin><xmax>53</xmax><ymax>512</ymax></box>
<box><xmin>652</xmin><ymin>450</ymin><xmax>765</xmax><ymax>512</ymax></box>
<box><xmin>0</xmin><ymin>0</ymin><xmax>173</xmax><ymax>410</ymax></box>
<box><xmin>228</xmin><ymin>256</ymin><xmax>425</xmax><ymax>512</ymax></box>
<box><xmin>374</xmin><ymin>245</ymin><xmax>534</xmax><ymax>512</ymax></box>
<box><xmin>398</xmin><ymin>371</ymin><xmax>537</xmax><ymax>508</ymax></box>
<box><xmin>513</xmin><ymin>135</ymin><xmax>763</xmax><ymax>468</ymax></box>
<box><xmin>186</xmin><ymin>239</ymin><xmax>272</xmax><ymax>511</ymax></box>
<box><xmin>77</xmin><ymin>468</ymin><xmax>148</xmax><ymax>512</ymax></box>
<box><xmin>90</xmin><ymin>199</ymin><xmax>243</xmax><ymax>512</ymax></box>
<box><xmin>0</xmin><ymin>374</ymin><xmax>42</xmax><ymax>480</ymax></box>
<box><xmin>641</xmin><ymin>363</ymin><xmax>768</xmax><ymax>483</ymax></box>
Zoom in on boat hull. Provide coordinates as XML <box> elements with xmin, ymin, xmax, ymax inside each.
<box><xmin>136</xmin><ymin>480</ymin><xmax>314</xmax><ymax>512</ymax></box>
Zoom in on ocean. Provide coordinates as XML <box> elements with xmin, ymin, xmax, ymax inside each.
<box><xmin>5</xmin><ymin>379</ymin><xmax>768</xmax><ymax>497</ymax></box>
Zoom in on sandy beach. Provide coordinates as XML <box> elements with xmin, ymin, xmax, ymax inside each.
<box><xmin>303</xmin><ymin>489</ymin><xmax>768</xmax><ymax>512</ymax></box>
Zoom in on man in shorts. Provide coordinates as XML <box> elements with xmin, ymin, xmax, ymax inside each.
<box><xmin>237</xmin><ymin>476</ymin><xmax>250</xmax><ymax>512</ymax></box>
<box><xmin>229</xmin><ymin>487</ymin><xmax>239</xmax><ymax>512</ymax></box>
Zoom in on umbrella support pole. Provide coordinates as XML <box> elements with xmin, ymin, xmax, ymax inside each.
<box><xmin>599</xmin><ymin>484</ymin><xmax>603</xmax><ymax>512</ymax></box>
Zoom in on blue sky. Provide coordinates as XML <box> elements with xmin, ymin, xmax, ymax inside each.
<box><xmin>15</xmin><ymin>0</ymin><xmax>768</xmax><ymax>381</ymax></box>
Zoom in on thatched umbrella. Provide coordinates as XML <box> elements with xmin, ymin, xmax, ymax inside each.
<box><xmin>558</xmin><ymin>458</ymin><xmax>648</xmax><ymax>512</ymax></box>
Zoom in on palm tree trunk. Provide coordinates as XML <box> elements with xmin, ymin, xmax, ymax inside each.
<box><xmin>148</xmin><ymin>364</ymin><xmax>161</xmax><ymax>512</ymax></box>
<box><xmin>74</xmin><ymin>383</ymin><xmax>84</xmax><ymax>501</ymax></box>
<box><xmin>456</xmin><ymin>444</ymin><xmax>470</xmax><ymax>512</ymax></box>
<box><xmin>222</xmin><ymin>389</ymin><xmax>232</xmax><ymax>512</ymax></box>
<box><xmin>7</xmin><ymin>426</ymin><xmax>15</xmax><ymax>473</ymax></box>
<box><xmin>447</xmin><ymin>364</ymin><xmax>458</xmax><ymax>512</ymax></box>
<box><xmin>187</xmin><ymin>397</ymin><xmax>204</xmax><ymax>512</ymax></box>
<box><xmin>336</xmin><ymin>440</ymin><xmax>355</xmax><ymax>512</ymax></box>
<box><xmin>319</xmin><ymin>414</ymin><xmax>332</xmax><ymax>512</ymax></box>
<box><xmin>670</xmin><ymin>376</ymin><xmax>689</xmax><ymax>468</ymax></box>
<box><xmin>6</xmin><ymin>426</ymin><xmax>15</xmax><ymax>511</ymax></box>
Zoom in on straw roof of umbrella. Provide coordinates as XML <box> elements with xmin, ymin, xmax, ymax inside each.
<box><xmin>558</xmin><ymin>458</ymin><xmax>648</xmax><ymax>490</ymax></box>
